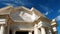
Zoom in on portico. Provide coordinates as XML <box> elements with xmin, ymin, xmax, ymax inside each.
<box><xmin>0</xmin><ymin>6</ymin><xmax>58</xmax><ymax>34</ymax></box>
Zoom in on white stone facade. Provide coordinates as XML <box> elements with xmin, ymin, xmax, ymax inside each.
<box><xmin>0</xmin><ymin>6</ymin><xmax>58</xmax><ymax>34</ymax></box>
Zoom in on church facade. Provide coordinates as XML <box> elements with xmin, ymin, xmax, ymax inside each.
<box><xmin>0</xmin><ymin>6</ymin><xmax>58</xmax><ymax>34</ymax></box>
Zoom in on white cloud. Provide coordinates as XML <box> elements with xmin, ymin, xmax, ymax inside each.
<box><xmin>45</xmin><ymin>12</ymin><xmax>49</xmax><ymax>15</ymax></box>
<box><xmin>4</xmin><ymin>3</ymin><xmax>17</xmax><ymax>7</ymax></box>
<box><xmin>5</xmin><ymin>3</ymin><xmax>12</xmax><ymax>6</ymax></box>
<box><xmin>39</xmin><ymin>5</ymin><xmax>51</xmax><ymax>15</ymax></box>
<box><xmin>55</xmin><ymin>15</ymin><xmax>60</xmax><ymax>21</ymax></box>
<box><xmin>39</xmin><ymin>5</ymin><xmax>49</xmax><ymax>11</ymax></box>
<box><xmin>58</xmin><ymin>9</ymin><xmax>60</xmax><ymax>12</ymax></box>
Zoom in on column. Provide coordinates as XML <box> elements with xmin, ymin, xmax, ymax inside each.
<box><xmin>29</xmin><ymin>31</ymin><xmax>32</xmax><ymax>34</ymax></box>
<box><xmin>41</xmin><ymin>27</ymin><xmax>46</xmax><ymax>34</ymax></box>
<box><xmin>0</xmin><ymin>25</ymin><xmax>4</xmax><ymax>34</ymax></box>
<box><xmin>34</xmin><ymin>24</ymin><xmax>38</xmax><ymax>34</ymax></box>
<box><xmin>7</xmin><ymin>25</ymin><xmax>10</xmax><ymax>34</ymax></box>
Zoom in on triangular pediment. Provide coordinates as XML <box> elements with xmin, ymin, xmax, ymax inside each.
<box><xmin>0</xmin><ymin>6</ymin><xmax>47</xmax><ymax>23</ymax></box>
<box><xmin>10</xmin><ymin>6</ymin><xmax>40</xmax><ymax>22</ymax></box>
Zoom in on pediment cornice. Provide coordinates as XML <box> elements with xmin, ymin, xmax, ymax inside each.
<box><xmin>0</xmin><ymin>6</ymin><xmax>51</xmax><ymax>24</ymax></box>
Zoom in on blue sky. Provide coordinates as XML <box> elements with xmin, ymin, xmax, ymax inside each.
<box><xmin>0</xmin><ymin>0</ymin><xmax>60</xmax><ymax>34</ymax></box>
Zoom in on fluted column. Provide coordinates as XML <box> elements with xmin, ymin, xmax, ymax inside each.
<box><xmin>41</xmin><ymin>27</ymin><xmax>46</xmax><ymax>34</ymax></box>
<box><xmin>0</xmin><ymin>25</ymin><xmax>4</xmax><ymax>34</ymax></box>
<box><xmin>34</xmin><ymin>24</ymin><xmax>38</xmax><ymax>34</ymax></box>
